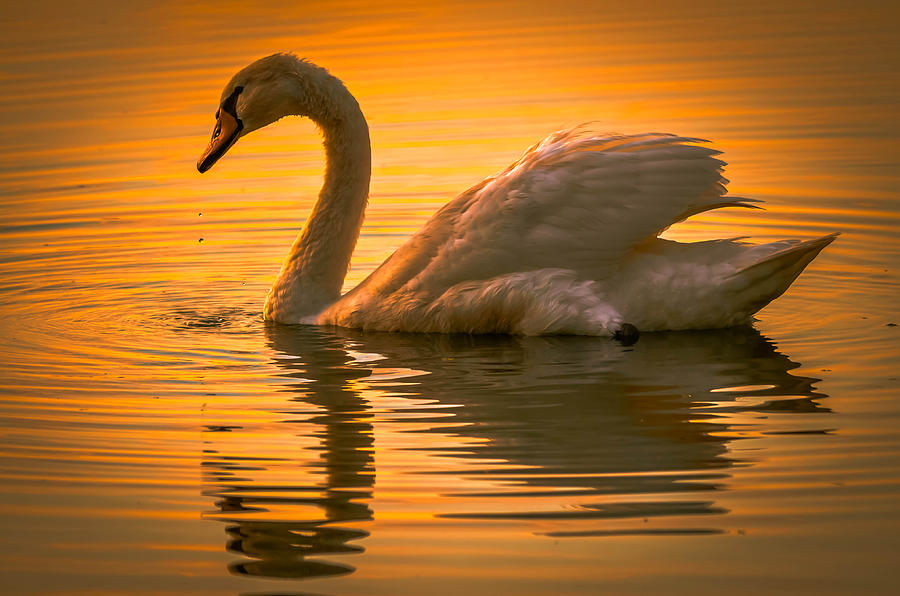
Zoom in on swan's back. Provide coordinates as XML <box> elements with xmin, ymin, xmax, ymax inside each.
<box><xmin>321</xmin><ymin>129</ymin><xmax>834</xmax><ymax>334</ymax></box>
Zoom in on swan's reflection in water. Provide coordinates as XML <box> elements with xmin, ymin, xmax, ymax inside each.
<box><xmin>203</xmin><ymin>331</ymin><xmax>375</xmax><ymax>579</ymax></box>
<box><xmin>202</xmin><ymin>325</ymin><xmax>829</xmax><ymax>580</ymax></box>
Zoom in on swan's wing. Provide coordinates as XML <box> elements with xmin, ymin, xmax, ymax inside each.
<box><xmin>339</xmin><ymin>129</ymin><xmax>755</xmax><ymax>309</ymax></box>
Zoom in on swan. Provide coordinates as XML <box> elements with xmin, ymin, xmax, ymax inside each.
<box><xmin>197</xmin><ymin>53</ymin><xmax>837</xmax><ymax>336</ymax></box>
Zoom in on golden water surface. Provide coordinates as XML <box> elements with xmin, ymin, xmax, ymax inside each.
<box><xmin>1</xmin><ymin>1</ymin><xmax>899</xmax><ymax>594</ymax></box>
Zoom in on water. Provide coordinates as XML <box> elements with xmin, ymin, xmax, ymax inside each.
<box><xmin>2</xmin><ymin>2</ymin><xmax>899</xmax><ymax>594</ymax></box>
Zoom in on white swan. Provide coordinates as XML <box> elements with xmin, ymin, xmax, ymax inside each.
<box><xmin>198</xmin><ymin>53</ymin><xmax>837</xmax><ymax>336</ymax></box>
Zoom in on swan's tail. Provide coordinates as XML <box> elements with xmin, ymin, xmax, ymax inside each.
<box><xmin>727</xmin><ymin>232</ymin><xmax>839</xmax><ymax>313</ymax></box>
<box><xmin>613</xmin><ymin>233</ymin><xmax>838</xmax><ymax>332</ymax></box>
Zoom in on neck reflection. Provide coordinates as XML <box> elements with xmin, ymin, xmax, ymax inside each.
<box><xmin>203</xmin><ymin>329</ymin><xmax>374</xmax><ymax>579</ymax></box>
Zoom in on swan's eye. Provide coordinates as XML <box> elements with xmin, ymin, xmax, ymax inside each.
<box><xmin>212</xmin><ymin>121</ymin><xmax>222</xmax><ymax>140</ymax></box>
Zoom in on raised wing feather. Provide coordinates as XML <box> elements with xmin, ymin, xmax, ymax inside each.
<box><xmin>333</xmin><ymin>129</ymin><xmax>755</xmax><ymax>318</ymax></box>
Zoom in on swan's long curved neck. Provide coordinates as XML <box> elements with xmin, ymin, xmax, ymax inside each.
<box><xmin>264</xmin><ymin>71</ymin><xmax>371</xmax><ymax>323</ymax></box>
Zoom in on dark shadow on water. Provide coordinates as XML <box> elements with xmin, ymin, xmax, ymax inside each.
<box><xmin>203</xmin><ymin>324</ymin><xmax>830</xmax><ymax>582</ymax></box>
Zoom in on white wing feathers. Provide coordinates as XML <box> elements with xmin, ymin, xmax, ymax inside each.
<box><xmin>410</xmin><ymin>130</ymin><xmax>754</xmax><ymax>289</ymax></box>
<box><xmin>328</xmin><ymin>129</ymin><xmax>761</xmax><ymax>331</ymax></box>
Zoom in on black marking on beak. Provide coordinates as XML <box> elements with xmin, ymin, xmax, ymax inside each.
<box><xmin>197</xmin><ymin>86</ymin><xmax>245</xmax><ymax>173</ymax></box>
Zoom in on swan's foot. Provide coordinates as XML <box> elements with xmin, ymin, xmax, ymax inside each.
<box><xmin>614</xmin><ymin>322</ymin><xmax>640</xmax><ymax>345</ymax></box>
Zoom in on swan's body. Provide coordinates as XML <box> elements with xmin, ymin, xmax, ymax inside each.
<box><xmin>198</xmin><ymin>54</ymin><xmax>837</xmax><ymax>336</ymax></box>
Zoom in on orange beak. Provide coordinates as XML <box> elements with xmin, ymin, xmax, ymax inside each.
<box><xmin>197</xmin><ymin>108</ymin><xmax>243</xmax><ymax>173</ymax></box>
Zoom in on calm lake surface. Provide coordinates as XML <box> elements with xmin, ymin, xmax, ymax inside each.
<box><xmin>2</xmin><ymin>2</ymin><xmax>899</xmax><ymax>594</ymax></box>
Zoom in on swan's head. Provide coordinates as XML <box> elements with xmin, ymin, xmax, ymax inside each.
<box><xmin>198</xmin><ymin>54</ymin><xmax>310</xmax><ymax>173</ymax></box>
